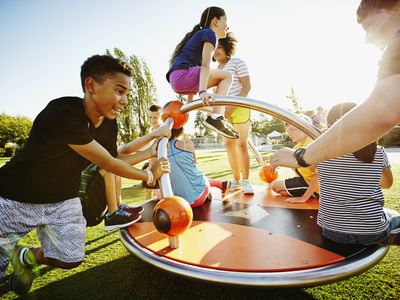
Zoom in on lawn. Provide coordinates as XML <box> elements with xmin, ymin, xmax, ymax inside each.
<box><xmin>0</xmin><ymin>151</ymin><xmax>399</xmax><ymax>300</ymax></box>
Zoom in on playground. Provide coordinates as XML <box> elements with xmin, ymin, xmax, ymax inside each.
<box><xmin>0</xmin><ymin>130</ymin><xmax>399</xmax><ymax>299</ymax></box>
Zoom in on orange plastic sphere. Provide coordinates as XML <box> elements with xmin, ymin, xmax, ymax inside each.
<box><xmin>161</xmin><ymin>101</ymin><xmax>189</xmax><ymax>129</ymax></box>
<box><xmin>259</xmin><ymin>165</ymin><xmax>278</xmax><ymax>183</ymax></box>
<box><xmin>152</xmin><ymin>196</ymin><xmax>193</xmax><ymax>236</ymax></box>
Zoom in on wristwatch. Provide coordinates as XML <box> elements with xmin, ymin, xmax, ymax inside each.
<box><xmin>294</xmin><ymin>148</ymin><xmax>310</xmax><ymax>167</ymax></box>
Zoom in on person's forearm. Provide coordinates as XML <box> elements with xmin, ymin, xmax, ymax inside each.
<box><xmin>101</xmin><ymin>157</ymin><xmax>148</xmax><ymax>181</ymax></box>
<box><xmin>69</xmin><ymin>141</ymin><xmax>149</xmax><ymax>181</ymax></box>
<box><xmin>304</xmin><ymin>76</ymin><xmax>400</xmax><ymax>165</ymax></box>
<box><xmin>238</xmin><ymin>83</ymin><xmax>251</xmax><ymax>97</ymax></box>
<box><xmin>117</xmin><ymin>151</ymin><xmax>151</xmax><ymax>166</ymax></box>
<box><xmin>119</xmin><ymin>133</ymin><xmax>155</xmax><ymax>154</ymax></box>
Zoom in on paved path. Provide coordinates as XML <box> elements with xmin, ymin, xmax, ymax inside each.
<box><xmin>197</xmin><ymin>147</ymin><xmax>400</xmax><ymax>164</ymax></box>
<box><xmin>386</xmin><ymin>148</ymin><xmax>400</xmax><ymax>164</ymax></box>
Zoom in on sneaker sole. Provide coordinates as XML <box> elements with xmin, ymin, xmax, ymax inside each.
<box><xmin>104</xmin><ymin>215</ymin><xmax>141</xmax><ymax>231</ymax></box>
<box><xmin>203</xmin><ymin>120</ymin><xmax>238</xmax><ymax>139</ymax></box>
<box><xmin>387</xmin><ymin>228</ymin><xmax>400</xmax><ymax>245</ymax></box>
<box><xmin>243</xmin><ymin>190</ymin><xmax>255</xmax><ymax>195</ymax></box>
<box><xmin>122</xmin><ymin>206</ymin><xmax>144</xmax><ymax>214</ymax></box>
<box><xmin>228</xmin><ymin>186</ymin><xmax>243</xmax><ymax>192</ymax></box>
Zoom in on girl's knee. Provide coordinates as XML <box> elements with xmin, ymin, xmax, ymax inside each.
<box><xmin>238</xmin><ymin>141</ymin><xmax>248</xmax><ymax>151</ymax></box>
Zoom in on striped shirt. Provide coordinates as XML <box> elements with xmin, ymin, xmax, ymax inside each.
<box><xmin>317</xmin><ymin>146</ymin><xmax>391</xmax><ymax>234</ymax></box>
<box><xmin>220</xmin><ymin>57</ymin><xmax>249</xmax><ymax>96</ymax></box>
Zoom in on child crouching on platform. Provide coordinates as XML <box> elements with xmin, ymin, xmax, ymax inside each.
<box><xmin>271</xmin><ymin>115</ymin><xmax>319</xmax><ymax>203</ymax></box>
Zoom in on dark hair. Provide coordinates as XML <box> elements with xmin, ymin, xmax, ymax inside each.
<box><xmin>80</xmin><ymin>55</ymin><xmax>132</xmax><ymax>92</ymax></box>
<box><xmin>217</xmin><ymin>32</ymin><xmax>237</xmax><ymax>60</ymax></box>
<box><xmin>357</xmin><ymin>0</ymin><xmax>400</xmax><ymax>23</ymax></box>
<box><xmin>149</xmin><ymin>104</ymin><xmax>161</xmax><ymax>112</ymax></box>
<box><xmin>170</xmin><ymin>7</ymin><xmax>226</xmax><ymax>64</ymax></box>
<box><xmin>327</xmin><ymin>102</ymin><xmax>377</xmax><ymax>163</ymax></box>
<box><xmin>170</xmin><ymin>128</ymin><xmax>184</xmax><ymax>141</ymax></box>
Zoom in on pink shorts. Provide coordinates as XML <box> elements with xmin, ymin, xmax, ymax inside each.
<box><xmin>169</xmin><ymin>67</ymin><xmax>200</xmax><ymax>95</ymax></box>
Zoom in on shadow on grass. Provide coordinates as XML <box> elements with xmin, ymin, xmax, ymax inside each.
<box><xmin>28</xmin><ymin>255</ymin><xmax>314</xmax><ymax>300</ymax></box>
<box><xmin>85</xmin><ymin>231</ymin><xmax>116</xmax><ymax>247</ymax></box>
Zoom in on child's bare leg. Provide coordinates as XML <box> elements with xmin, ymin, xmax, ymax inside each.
<box><xmin>271</xmin><ymin>180</ymin><xmax>290</xmax><ymax>196</ymax></box>
<box><xmin>224</xmin><ymin>137</ymin><xmax>240</xmax><ymax>181</ymax></box>
<box><xmin>115</xmin><ymin>175</ymin><xmax>122</xmax><ymax>207</ymax></box>
<box><xmin>99</xmin><ymin>169</ymin><xmax>119</xmax><ymax>214</ymax></box>
<box><xmin>234</xmin><ymin>122</ymin><xmax>251</xmax><ymax>179</ymax></box>
<box><xmin>207</xmin><ymin>69</ymin><xmax>232</xmax><ymax>115</ymax></box>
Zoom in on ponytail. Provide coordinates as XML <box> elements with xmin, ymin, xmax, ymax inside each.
<box><xmin>169</xmin><ymin>6</ymin><xmax>226</xmax><ymax>64</ymax></box>
<box><xmin>170</xmin><ymin>24</ymin><xmax>202</xmax><ymax>64</ymax></box>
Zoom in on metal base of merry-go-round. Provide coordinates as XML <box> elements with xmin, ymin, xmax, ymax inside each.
<box><xmin>120</xmin><ymin>185</ymin><xmax>388</xmax><ymax>287</ymax></box>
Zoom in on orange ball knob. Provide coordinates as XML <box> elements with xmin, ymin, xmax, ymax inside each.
<box><xmin>161</xmin><ymin>101</ymin><xmax>189</xmax><ymax>129</ymax></box>
<box><xmin>259</xmin><ymin>165</ymin><xmax>278</xmax><ymax>183</ymax></box>
<box><xmin>152</xmin><ymin>196</ymin><xmax>193</xmax><ymax>236</ymax></box>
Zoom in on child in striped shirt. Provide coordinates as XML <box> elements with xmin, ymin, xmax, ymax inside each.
<box><xmin>317</xmin><ymin>102</ymin><xmax>399</xmax><ymax>245</ymax></box>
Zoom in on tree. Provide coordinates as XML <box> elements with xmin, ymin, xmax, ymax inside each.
<box><xmin>108</xmin><ymin>48</ymin><xmax>158</xmax><ymax>143</ymax></box>
<box><xmin>193</xmin><ymin>111</ymin><xmax>213</xmax><ymax>137</ymax></box>
<box><xmin>286</xmin><ymin>87</ymin><xmax>303</xmax><ymax>114</ymax></box>
<box><xmin>0</xmin><ymin>113</ymin><xmax>32</xmax><ymax>156</ymax></box>
<box><xmin>176</xmin><ymin>94</ymin><xmax>186</xmax><ymax>103</ymax></box>
<box><xmin>252</xmin><ymin>115</ymin><xmax>285</xmax><ymax>136</ymax></box>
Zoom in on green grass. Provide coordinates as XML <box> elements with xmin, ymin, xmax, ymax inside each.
<box><xmin>0</xmin><ymin>152</ymin><xmax>399</xmax><ymax>299</ymax></box>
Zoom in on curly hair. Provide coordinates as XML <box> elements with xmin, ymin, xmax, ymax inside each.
<box><xmin>217</xmin><ymin>32</ymin><xmax>238</xmax><ymax>59</ymax></box>
<box><xmin>80</xmin><ymin>55</ymin><xmax>131</xmax><ymax>92</ymax></box>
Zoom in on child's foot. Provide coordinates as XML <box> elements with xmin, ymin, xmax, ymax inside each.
<box><xmin>9</xmin><ymin>245</ymin><xmax>35</xmax><ymax>296</ymax></box>
<box><xmin>119</xmin><ymin>204</ymin><xmax>144</xmax><ymax>215</ymax></box>
<box><xmin>242</xmin><ymin>179</ymin><xmax>254</xmax><ymax>195</ymax></box>
<box><xmin>203</xmin><ymin>116</ymin><xmax>238</xmax><ymax>139</ymax></box>
<box><xmin>104</xmin><ymin>208</ymin><xmax>141</xmax><ymax>231</ymax></box>
<box><xmin>227</xmin><ymin>179</ymin><xmax>242</xmax><ymax>192</ymax></box>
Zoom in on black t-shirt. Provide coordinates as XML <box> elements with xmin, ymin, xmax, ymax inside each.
<box><xmin>0</xmin><ymin>97</ymin><xmax>118</xmax><ymax>204</ymax></box>
<box><xmin>377</xmin><ymin>37</ymin><xmax>400</xmax><ymax>80</ymax></box>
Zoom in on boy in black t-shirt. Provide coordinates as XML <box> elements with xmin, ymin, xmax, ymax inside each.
<box><xmin>0</xmin><ymin>55</ymin><xmax>170</xmax><ymax>295</ymax></box>
<box><xmin>270</xmin><ymin>1</ymin><xmax>400</xmax><ymax>246</ymax></box>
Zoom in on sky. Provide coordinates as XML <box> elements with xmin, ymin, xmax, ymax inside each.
<box><xmin>0</xmin><ymin>0</ymin><xmax>382</xmax><ymax>132</ymax></box>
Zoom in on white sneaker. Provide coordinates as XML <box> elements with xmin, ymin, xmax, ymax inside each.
<box><xmin>228</xmin><ymin>179</ymin><xmax>241</xmax><ymax>192</ymax></box>
<box><xmin>242</xmin><ymin>180</ymin><xmax>254</xmax><ymax>195</ymax></box>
